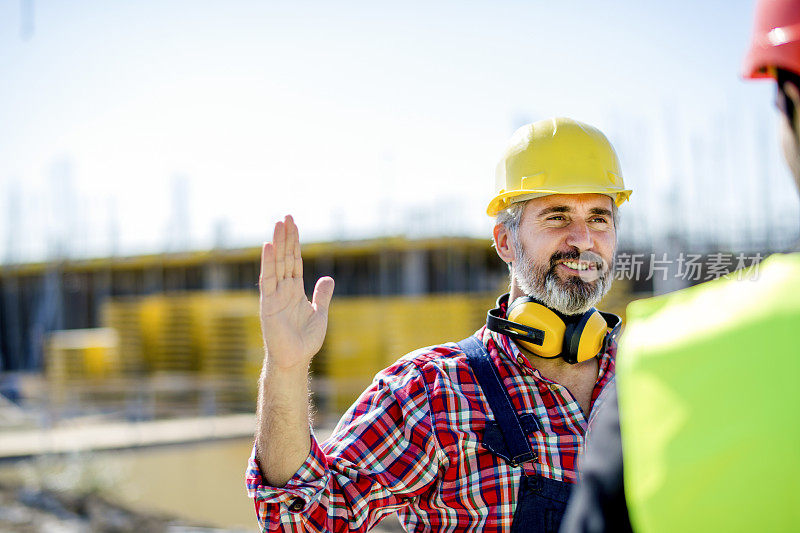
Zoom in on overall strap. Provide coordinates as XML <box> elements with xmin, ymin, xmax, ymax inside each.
<box><xmin>458</xmin><ymin>335</ymin><xmax>537</xmax><ymax>467</ymax></box>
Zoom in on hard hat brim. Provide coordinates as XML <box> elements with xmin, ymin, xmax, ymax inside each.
<box><xmin>486</xmin><ymin>189</ymin><xmax>632</xmax><ymax>217</ymax></box>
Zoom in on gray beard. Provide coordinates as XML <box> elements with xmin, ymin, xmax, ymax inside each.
<box><xmin>513</xmin><ymin>246</ymin><xmax>613</xmax><ymax>315</ymax></box>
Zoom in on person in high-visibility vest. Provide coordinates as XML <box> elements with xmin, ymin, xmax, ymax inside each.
<box><xmin>560</xmin><ymin>1</ymin><xmax>800</xmax><ymax>532</ymax></box>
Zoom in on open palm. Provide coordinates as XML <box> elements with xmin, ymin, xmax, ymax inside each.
<box><xmin>259</xmin><ymin>215</ymin><xmax>334</xmax><ymax>370</ymax></box>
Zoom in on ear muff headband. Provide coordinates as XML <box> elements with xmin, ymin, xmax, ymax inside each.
<box><xmin>486</xmin><ymin>294</ymin><xmax>621</xmax><ymax>365</ymax></box>
<box><xmin>600</xmin><ymin>311</ymin><xmax>622</xmax><ymax>354</ymax></box>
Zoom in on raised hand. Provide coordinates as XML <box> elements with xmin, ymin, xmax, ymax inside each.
<box><xmin>259</xmin><ymin>215</ymin><xmax>334</xmax><ymax>371</ymax></box>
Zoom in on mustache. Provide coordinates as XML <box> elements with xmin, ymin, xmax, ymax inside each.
<box><xmin>548</xmin><ymin>250</ymin><xmax>606</xmax><ymax>270</ymax></box>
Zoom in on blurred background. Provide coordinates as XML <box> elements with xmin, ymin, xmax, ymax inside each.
<box><xmin>0</xmin><ymin>0</ymin><xmax>798</xmax><ymax>531</ymax></box>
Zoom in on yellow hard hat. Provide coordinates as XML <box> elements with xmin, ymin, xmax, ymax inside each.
<box><xmin>487</xmin><ymin>117</ymin><xmax>632</xmax><ymax>216</ymax></box>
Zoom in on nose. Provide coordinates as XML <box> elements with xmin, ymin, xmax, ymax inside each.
<box><xmin>564</xmin><ymin>220</ymin><xmax>594</xmax><ymax>252</ymax></box>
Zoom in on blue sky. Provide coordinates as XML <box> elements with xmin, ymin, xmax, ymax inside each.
<box><xmin>0</xmin><ymin>1</ymin><xmax>795</xmax><ymax>262</ymax></box>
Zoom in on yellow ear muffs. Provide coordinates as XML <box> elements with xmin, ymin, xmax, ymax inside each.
<box><xmin>563</xmin><ymin>309</ymin><xmax>610</xmax><ymax>364</ymax></box>
<box><xmin>507</xmin><ymin>298</ymin><xmax>565</xmax><ymax>358</ymax></box>
<box><xmin>486</xmin><ymin>294</ymin><xmax>622</xmax><ymax>365</ymax></box>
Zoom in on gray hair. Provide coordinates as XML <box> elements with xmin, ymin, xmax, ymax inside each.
<box><xmin>494</xmin><ymin>202</ymin><xmax>526</xmax><ymax>273</ymax></box>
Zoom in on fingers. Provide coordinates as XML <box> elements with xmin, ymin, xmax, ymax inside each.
<box><xmin>285</xmin><ymin>215</ymin><xmax>303</xmax><ymax>279</ymax></box>
<box><xmin>312</xmin><ymin>276</ymin><xmax>335</xmax><ymax>315</ymax></box>
<box><xmin>264</xmin><ymin>215</ymin><xmax>303</xmax><ymax>289</ymax></box>
<box><xmin>271</xmin><ymin>215</ymin><xmax>302</xmax><ymax>282</ymax></box>
<box><xmin>259</xmin><ymin>242</ymin><xmax>277</xmax><ymax>296</ymax></box>
<box><xmin>294</xmin><ymin>235</ymin><xmax>303</xmax><ymax>279</ymax></box>
<box><xmin>284</xmin><ymin>215</ymin><xmax>298</xmax><ymax>278</ymax></box>
<box><xmin>272</xmin><ymin>220</ymin><xmax>286</xmax><ymax>280</ymax></box>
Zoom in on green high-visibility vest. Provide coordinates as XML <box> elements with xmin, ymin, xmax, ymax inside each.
<box><xmin>617</xmin><ymin>253</ymin><xmax>800</xmax><ymax>532</ymax></box>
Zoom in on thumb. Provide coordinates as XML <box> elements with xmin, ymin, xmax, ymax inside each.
<box><xmin>312</xmin><ymin>276</ymin><xmax>335</xmax><ymax>315</ymax></box>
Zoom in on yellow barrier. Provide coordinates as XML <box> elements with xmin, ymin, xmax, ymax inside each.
<box><xmin>324</xmin><ymin>293</ymin><xmax>497</xmax><ymax>412</ymax></box>
<box><xmin>78</xmin><ymin>286</ymin><xmax>642</xmax><ymax>417</ymax></box>
<box><xmin>45</xmin><ymin>328</ymin><xmax>121</xmax><ymax>382</ymax></box>
<box><xmin>97</xmin><ymin>292</ymin><xmax>499</xmax><ymax>414</ymax></box>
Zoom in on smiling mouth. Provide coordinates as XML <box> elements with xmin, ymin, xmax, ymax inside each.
<box><xmin>559</xmin><ymin>260</ymin><xmax>600</xmax><ymax>272</ymax></box>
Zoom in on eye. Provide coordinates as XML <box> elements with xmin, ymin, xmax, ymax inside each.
<box><xmin>591</xmin><ymin>217</ymin><xmax>609</xmax><ymax>224</ymax></box>
<box><xmin>547</xmin><ymin>215</ymin><xmax>566</xmax><ymax>221</ymax></box>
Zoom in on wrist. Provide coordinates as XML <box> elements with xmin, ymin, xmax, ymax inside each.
<box><xmin>261</xmin><ymin>358</ymin><xmax>309</xmax><ymax>389</ymax></box>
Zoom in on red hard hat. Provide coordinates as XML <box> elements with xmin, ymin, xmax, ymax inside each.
<box><xmin>743</xmin><ymin>0</ymin><xmax>800</xmax><ymax>79</ymax></box>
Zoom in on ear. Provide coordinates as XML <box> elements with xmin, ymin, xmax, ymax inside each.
<box><xmin>785</xmin><ymin>79</ymin><xmax>800</xmax><ymax>107</ymax></box>
<box><xmin>493</xmin><ymin>223</ymin><xmax>515</xmax><ymax>264</ymax></box>
<box><xmin>785</xmin><ymin>80</ymin><xmax>800</xmax><ymax>131</ymax></box>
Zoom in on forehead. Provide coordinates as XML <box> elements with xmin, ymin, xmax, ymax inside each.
<box><xmin>523</xmin><ymin>193</ymin><xmax>614</xmax><ymax>215</ymax></box>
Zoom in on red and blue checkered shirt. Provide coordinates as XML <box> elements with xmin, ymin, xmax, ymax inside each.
<box><xmin>246</xmin><ymin>323</ymin><xmax>616</xmax><ymax>532</ymax></box>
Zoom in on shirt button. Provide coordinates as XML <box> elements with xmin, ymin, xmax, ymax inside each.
<box><xmin>288</xmin><ymin>497</ymin><xmax>305</xmax><ymax>512</ymax></box>
<box><xmin>549</xmin><ymin>383</ymin><xmax>559</xmax><ymax>391</ymax></box>
<box><xmin>516</xmin><ymin>356</ymin><xmax>525</xmax><ymax>365</ymax></box>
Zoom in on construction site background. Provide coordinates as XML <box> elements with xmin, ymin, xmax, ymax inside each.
<box><xmin>2</xmin><ymin>2</ymin><xmax>799</xmax><ymax>530</ymax></box>
<box><xmin>0</xmin><ymin>232</ymin><xmax>795</xmax><ymax>530</ymax></box>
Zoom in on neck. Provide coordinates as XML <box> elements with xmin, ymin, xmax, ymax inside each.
<box><xmin>517</xmin><ymin>342</ymin><xmax>600</xmax><ymax>391</ymax></box>
<box><xmin>516</xmin><ymin>341</ymin><xmax>574</xmax><ymax>372</ymax></box>
<box><xmin>508</xmin><ymin>278</ymin><xmax>526</xmax><ymax>303</ymax></box>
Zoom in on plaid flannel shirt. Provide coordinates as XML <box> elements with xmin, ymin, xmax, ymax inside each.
<box><xmin>246</xmin><ymin>319</ymin><xmax>616</xmax><ymax>532</ymax></box>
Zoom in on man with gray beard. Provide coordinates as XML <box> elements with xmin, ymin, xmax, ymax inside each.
<box><xmin>246</xmin><ymin>117</ymin><xmax>631</xmax><ymax>532</ymax></box>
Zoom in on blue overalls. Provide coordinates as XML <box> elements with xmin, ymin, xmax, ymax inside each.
<box><xmin>458</xmin><ymin>336</ymin><xmax>572</xmax><ymax>533</ymax></box>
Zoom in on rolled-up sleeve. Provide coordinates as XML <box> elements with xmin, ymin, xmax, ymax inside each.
<box><xmin>246</xmin><ymin>432</ymin><xmax>331</xmax><ymax>528</ymax></box>
<box><xmin>245</xmin><ymin>358</ymin><xmax>443</xmax><ymax>532</ymax></box>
